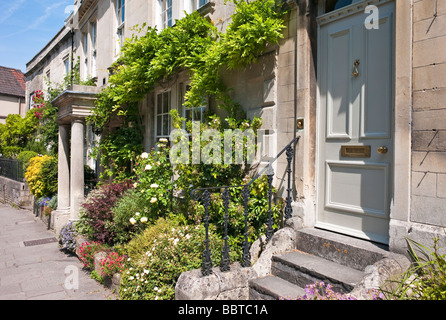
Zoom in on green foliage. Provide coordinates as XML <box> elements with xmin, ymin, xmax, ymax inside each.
<box><xmin>88</xmin><ymin>0</ymin><xmax>286</xmax><ymax>175</ymax></box>
<box><xmin>111</xmin><ymin>188</ymin><xmax>153</xmax><ymax>244</ymax></box>
<box><xmin>0</xmin><ymin>111</ymin><xmax>39</xmax><ymax>157</ymax></box>
<box><xmin>17</xmin><ymin>150</ymin><xmax>38</xmax><ymax>172</ymax></box>
<box><xmin>382</xmin><ymin>237</ymin><xmax>446</xmax><ymax>300</ymax></box>
<box><xmin>92</xmin><ymin>126</ymin><xmax>143</xmax><ymax>181</ymax></box>
<box><xmin>120</xmin><ymin>217</ymin><xmax>225</xmax><ymax>300</ymax></box>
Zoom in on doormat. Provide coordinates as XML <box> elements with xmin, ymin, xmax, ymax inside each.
<box><xmin>23</xmin><ymin>237</ymin><xmax>58</xmax><ymax>247</ymax></box>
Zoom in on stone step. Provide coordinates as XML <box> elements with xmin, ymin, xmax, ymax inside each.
<box><xmin>271</xmin><ymin>250</ymin><xmax>366</xmax><ymax>293</ymax></box>
<box><xmin>249</xmin><ymin>275</ymin><xmax>306</xmax><ymax>300</ymax></box>
<box><xmin>295</xmin><ymin>228</ymin><xmax>391</xmax><ymax>270</ymax></box>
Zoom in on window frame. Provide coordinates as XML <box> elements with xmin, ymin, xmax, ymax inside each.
<box><xmin>155</xmin><ymin>90</ymin><xmax>172</xmax><ymax>141</ymax></box>
<box><xmin>82</xmin><ymin>31</ymin><xmax>89</xmax><ymax>80</ymax></box>
<box><xmin>160</xmin><ymin>0</ymin><xmax>173</xmax><ymax>29</ymax></box>
<box><xmin>181</xmin><ymin>83</ymin><xmax>206</xmax><ymax>130</ymax></box>
<box><xmin>91</xmin><ymin>20</ymin><xmax>97</xmax><ymax>78</ymax></box>
<box><xmin>116</xmin><ymin>0</ymin><xmax>126</xmax><ymax>54</ymax></box>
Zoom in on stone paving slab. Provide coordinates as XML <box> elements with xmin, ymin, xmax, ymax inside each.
<box><xmin>0</xmin><ymin>203</ymin><xmax>116</xmax><ymax>300</ymax></box>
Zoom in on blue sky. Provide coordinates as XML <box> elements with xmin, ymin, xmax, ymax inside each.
<box><xmin>0</xmin><ymin>0</ymin><xmax>74</xmax><ymax>73</ymax></box>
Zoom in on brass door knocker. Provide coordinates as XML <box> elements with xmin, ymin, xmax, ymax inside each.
<box><xmin>352</xmin><ymin>59</ymin><xmax>360</xmax><ymax>77</ymax></box>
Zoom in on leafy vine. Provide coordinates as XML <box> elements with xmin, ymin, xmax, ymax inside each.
<box><xmin>88</xmin><ymin>0</ymin><xmax>286</xmax><ymax>128</ymax></box>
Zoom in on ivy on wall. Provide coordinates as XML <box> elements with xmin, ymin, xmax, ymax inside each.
<box><xmin>88</xmin><ymin>0</ymin><xmax>287</xmax><ymax>128</ymax></box>
<box><xmin>87</xmin><ymin>0</ymin><xmax>287</xmax><ymax>179</ymax></box>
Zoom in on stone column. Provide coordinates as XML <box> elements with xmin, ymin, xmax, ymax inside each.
<box><xmin>70</xmin><ymin>118</ymin><xmax>85</xmax><ymax>220</ymax></box>
<box><xmin>57</xmin><ymin>124</ymin><xmax>70</xmax><ymax>210</ymax></box>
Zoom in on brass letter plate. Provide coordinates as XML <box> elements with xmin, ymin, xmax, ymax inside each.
<box><xmin>341</xmin><ymin>145</ymin><xmax>371</xmax><ymax>158</ymax></box>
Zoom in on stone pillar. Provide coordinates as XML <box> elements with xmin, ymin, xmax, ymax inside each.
<box><xmin>70</xmin><ymin>118</ymin><xmax>85</xmax><ymax>220</ymax></box>
<box><xmin>57</xmin><ymin>124</ymin><xmax>70</xmax><ymax>210</ymax></box>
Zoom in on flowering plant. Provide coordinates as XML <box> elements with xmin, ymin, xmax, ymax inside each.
<box><xmin>77</xmin><ymin>241</ymin><xmax>109</xmax><ymax>270</ymax></box>
<box><xmin>59</xmin><ymin>221</ymin><xmax>78</xmax><ymax>253</ymax></box>
<box><xmin>32</xmin><ymin>90</ymin><xmax>45</xmax><ymax>119</ymax></box>
<box><xmin>119</xmin><ymin>218</ymin><xmax>226</xmax><ymax>300</ymax></box>
<box><xmin>290</xmin><ymin>281</ymin><xmax>384</xmax><ymax>300</ymax></box>
<box><xmin>132</xmin><ymin>139</ymin><xmax>173</xmax><ymax>218</ymax></box>
<box><xmin>100</xmin><ymin>251</ymin><xmax>126</xmax><ymax>278</ymax></box>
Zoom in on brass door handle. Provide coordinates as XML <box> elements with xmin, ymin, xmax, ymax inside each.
<box><xmin>352</xmin><ymin>59</ymin><xmax>360</xmax><ymax>77</ymax></box>
<box><xmin>377</xmin><ymin>146</ymin><xmax>388</xmax><ymax>154</ymax></box>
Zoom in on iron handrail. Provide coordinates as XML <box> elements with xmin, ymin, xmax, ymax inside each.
<box><xmin>191</xmin><ymin>136</ymin><xmax>299</xmax><ymax>276</ymax></box>
<box><xmin>190</xmin><ymin>136</ymin><xmax>299</xmax><ymax>193</ymax></box>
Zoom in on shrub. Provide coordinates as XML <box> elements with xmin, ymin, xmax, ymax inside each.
<box><xmin>119</xmin><ymin>218</ymin><xmax>226</xmax><ymax>300</ymax></box>
<box><xmin>111</xmin><ymin>188</ymin><xmax>152</xmax><ymax>244</ymax></box>
<box><xmin>77</xmin><ymin>180</ymin><xmax>134</xmax><ymax>244</ymax></box>
<box><xmin>59</xmin><ymin>221</ymin><xmax>78</xmax><ymax>253</ymax></box>
<box><xmin>25</xmin><ymin>155</ymin><xmax>58</xmax><ymax>198</ymax></box>
<box><xmin>132</xmin><ymin>139</ymin><xmax>173</xmax><ymax>218</ymax></box>
<box><xmin>77</xmin><ymin>241</ymin><xmax>109</xmax><ymax>270</ymax></box>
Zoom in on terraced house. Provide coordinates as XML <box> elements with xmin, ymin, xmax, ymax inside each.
<box><xmin>26</xmin><ymin>0</ymin><xmax>446</xmax><ymax>299</ymax></box>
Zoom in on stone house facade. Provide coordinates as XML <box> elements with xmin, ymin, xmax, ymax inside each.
<box><xmin>0</xmin><ymin>66</ymin><xmax>26</xmax><ymax>124</ymax></box>
<box><xmin>26</xmin><ymin>0</ymin><xmax>446</xmax><ymax>285</ymax></box>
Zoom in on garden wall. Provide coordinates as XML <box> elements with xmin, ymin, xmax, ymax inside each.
<box><xmin>0</xmin><ymin>176</ymin><xmax>32</xmax><ymax>208</ymax></box>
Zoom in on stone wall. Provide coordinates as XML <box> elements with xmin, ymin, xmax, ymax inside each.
<box><xmin>408</xmin><ymin>0</ymin><xmax>446</xmax><ymax>248</ymax></box>
<box><xmin>0</xmin><ymin>176</ymin><xmax>32</xmax><ymax>208</ymax></box>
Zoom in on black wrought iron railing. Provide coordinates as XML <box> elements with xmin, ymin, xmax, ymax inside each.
<box><xmin>0</xmin><ymin>158</ymin><xmax>24</xmax><ymax>182</ymax></box>
<box><xmin>191</xmin><ymin>136</ymin><xmax>299</xmax><ymax>276</ymax></box>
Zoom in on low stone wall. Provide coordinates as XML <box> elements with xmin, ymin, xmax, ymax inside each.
<box><xmin>0</xmin><ymin>176</ymin><xmax>32</xmax><ymax>207</ymax></box>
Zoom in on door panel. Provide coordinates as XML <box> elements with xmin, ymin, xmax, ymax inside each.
<box><xmin>326</xmin><ymin>28</ymin><xmax>352</xmax><ymax>139</ymax></box>
<box><xmin>316</xmin><ymin>1</ymin><xmax>395</xmax><ymax>244</ymax></box>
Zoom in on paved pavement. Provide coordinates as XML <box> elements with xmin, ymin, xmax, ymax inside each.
<box><xmin>0</xmin><ymin>203</ymin><xmax>116</xmax><ymax>300</ymax></box>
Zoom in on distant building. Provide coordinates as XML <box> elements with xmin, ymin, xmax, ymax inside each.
<box><xmin>0</xmin><ymin>66</ymin><xmax>26</xmax><ymax>124</ymax></box>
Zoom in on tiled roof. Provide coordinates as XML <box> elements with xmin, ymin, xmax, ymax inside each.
<box><xmin>0</xmin><ymin>66</ymin><xmax>26</xmax><ymax>98</ymax></box>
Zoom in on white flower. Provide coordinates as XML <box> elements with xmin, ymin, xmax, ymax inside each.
<box><xmin>129</xmin><ymin>217</ymin><xmax>137</xmax><ymax>225</ymax></box>
<box><xmin>129</xmin><ymin>276</ymin><xmax>134</xmax><ymax>280</ymax></box>
<box><xmin>150</xmin><ymin>197</ymin><xmax>157</xmax><ymax>203</ymax></box>
<box><xmin>144</xmin><ymin>269</ymin><xmax>150</xmax><ymax>274</ymax></box>
<box><xmin>154</xmin><ymin>287</ymin><xmax>159</xmax><ymax>291</ymax></box>
<box><xmin>135</xmin><ymin>212</ymin><xmax>140</xmax><ymax>216</ymax></box>
<box><xmin>145</xmin><ymin>164</ymin><xmax>152</xmax><ymax>171</ymax></box>
<box><xmin>141</xmin><ymin>152</ymin><xmax>149</xmax><ymax>158</ymax></box>
<box><xmin>133</xmin><ymin>182</ymin><xmax>138</xmax><ymax>188</ymax></box>
<box><xmin>150</xmin><ymin>183</ymin><xmax>159</xmax><ymax>188</ymax></box>
<box><xmin>140</xmin><ymin>216</ymin><xmax>148</xmax><ymax>223</ymax></box>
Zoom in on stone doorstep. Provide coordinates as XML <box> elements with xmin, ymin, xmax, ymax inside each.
<box><xmin>248</xmin><ymin>227</ymin><xmax>411</xmax><ymax>300</ymax></box>
<box><xmin>249</xmin><ymin>275</ymin><xmax>306</xmax><ymax>300</ymax></box>
<box><xmin>272</xmin><ymin>251</ymin><xmax>366</xmax><ymax>292</ymax></box>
